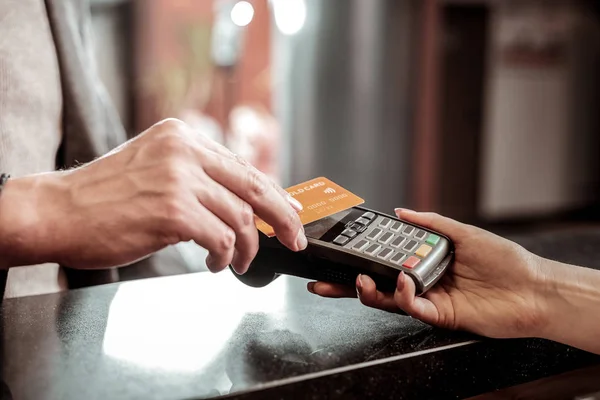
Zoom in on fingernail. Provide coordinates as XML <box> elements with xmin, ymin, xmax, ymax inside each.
<box><xmin>397</xmin><ymin>271</ymin><xmax>406</xmax><ymax>291</ymax></box>
<box><xmin>356</xmin><ymin>274</ymin><xmax>364</xmax><ymax>296</ymax></box>
<box><xmin>394</xmin><ymin>208</ymin><xmax>416</xmax><ymax>215</ymax></box>
<box><xmin>206</xmin><ymin>255</ymin><xmax>214</xmax><ymax>271</ymax></box>
<box><xmin>231</xmin><ymin>251</ymin><xmax>248</xmax><ymax>275</ymax></box>
<box><xmin>287</xmin><ymin>195</ymin><xmax>303</xmax><ymax>212</ymax></box>
<box><xmin>307</xmin><ymin>282</ymin><xmax>315</xmax><ymax>293</ymax></box>
<box><xmin>296</xmin><ymin>228</ymin><xmax>308</xmax><ymax>251</ymax></box>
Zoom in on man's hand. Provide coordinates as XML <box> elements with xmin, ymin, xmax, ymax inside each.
<box><xmin>0</xmin><ymin>118</ymin><xmax>306</xmax><ymax>273</ymax></box>
<box><xmin>309</xmin><ymin>209</ymin><xmax>550</xmax><ymax>340</ymax></box>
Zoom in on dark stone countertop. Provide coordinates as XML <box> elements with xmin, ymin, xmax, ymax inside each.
<box><xmin>2</xmin><ymin>227</ymin><xmax>600</xmax><ymax>400</ymax></box>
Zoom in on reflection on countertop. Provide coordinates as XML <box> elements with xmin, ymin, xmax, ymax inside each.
<box><xmin>1</xmin><ymin>271</ymin><xmax>471</xmax><ymax>400</ymax></box>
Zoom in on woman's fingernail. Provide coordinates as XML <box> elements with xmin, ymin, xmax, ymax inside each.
<box><xmin>356</xmin><ymin>274</ymin><xmax>365</xmax><ymax>296</ymax></box>
<box><xmin>307</xmin><ymin>282</ymin><xmax>316</xmax><ymax>294</ymax></box>
<box><xmin>288</xmin><ymin>195</ymin><xmax>303</xmax><ymax>212</ymax></box>
<box><xmin>394</xmin><ymin>208</ymin><xmax>417</xmax><ymax>217</ymax></box>
<box><xmin>296</xmin><ymin>228</ymin><xmax>308</xmax><ymax>250</ymax></box>
<box><xmin>397</xmin><ymin>271</ymin><xmax>406</xmax><ymax>291</ymax></box>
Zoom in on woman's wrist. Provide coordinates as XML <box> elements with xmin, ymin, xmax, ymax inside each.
<box><xmin>530</xmin><ymin>259</ymin><xmax>563</xmax><ymax>339</ymax></box>
<box><xmin>534</xmin><ymin>258</ymin><xmax>600</xmax><ymax>352</ymax></box>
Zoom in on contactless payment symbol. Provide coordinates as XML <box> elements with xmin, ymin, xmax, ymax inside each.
<box><xmin>324</xmin><ymin>187</ymin><xmax>336</xmax><ymax>194</ymax></box>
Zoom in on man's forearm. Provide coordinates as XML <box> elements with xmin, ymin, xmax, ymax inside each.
<box><xmin>539</xmin><ymin>259</ymin><xmax>600</xmax><ymax>354</ymax></box>
<box><xmin>0</xmin><ymin>175</ymin><xmax>61</xmax><ymax>269</ymax></box>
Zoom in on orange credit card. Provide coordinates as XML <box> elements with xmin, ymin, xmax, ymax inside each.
<box><xmin>255</xmin><ymin>177</ymin><xmax>365</xmax><ymax>237</ymax></box>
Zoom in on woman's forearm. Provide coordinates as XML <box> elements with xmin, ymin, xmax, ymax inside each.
<box><xmin>538</xmin><ymin>259</ymin><xmax>600</xmax><ymax>354</ymax></box>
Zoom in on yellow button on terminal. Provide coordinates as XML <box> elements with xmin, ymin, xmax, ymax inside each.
<box><xmin>415</xmin><ymin>244</ymin><xmax>432</xmax><ymax>258</ymax></box>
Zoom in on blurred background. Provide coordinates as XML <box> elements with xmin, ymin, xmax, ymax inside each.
<box><xmin>90</xmin><ymin>0</ymin><xmax>600</xmax><ymax>252</ymax></box>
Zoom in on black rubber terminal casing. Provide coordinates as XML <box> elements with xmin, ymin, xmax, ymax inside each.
<box><xmin>230</xmin><ymin>206</ymin><xmax>454</xmax><ymax>295</ymax></box>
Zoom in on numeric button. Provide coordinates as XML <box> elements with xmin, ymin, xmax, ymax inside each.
<box><xmin>414</xmin><ymin>230</ymin><xmax>427</xmax><ymax>240</ymax></box>
<box><xmin>378</xmin><ymin>232</ymin><xmax>394</xmax><ymax>245</ymax></box>
<box><xmin>377</xmin><ymin>248</ymin><xmax>393</xmax><ymax>260</ymax></box>
<box><xmin>390</xmin><ymin>252</ymin><xmax>406</xmax><ymax>265</ymax></box>
<box><xmin>352</xmin><ymin>240</ymin><xmax>369</xmax><ymax>251</ymax></box>
<box><xmin>364</xmin><ymin>243</ymin><xmax>381</xmax><ymax>256</ymax></box>
<box><xmin>390</xmin><ymin>221</ymin><xmax>403</xmax><ymax>232</ymax></box>
<box><xmin>366</xmin><ymin>228</ymin><xmax>383</xmax><ymax>241</ymax></box>
<box><xmin>390</xmin><ymin>236</ymin><xmax>406</xmax><ymax>248</ymax></box>
<box><xmin>379</xmin><ymin>218</ymin><xmax>392</xmax><ymax>229</ymax></box>
<box><xmin>402</xmin><ymin>225</ymin><xmax>415</xmax><ymax>236</ymax></box>
<box><xmin>403</xmin><ymin>240</ymin><xmax>418</xmax><ymax>253</ymax></box>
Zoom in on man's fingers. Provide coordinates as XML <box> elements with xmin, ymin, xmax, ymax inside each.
<box><xmin>191</xmin><ymin>175</ymin><xmax>258</xmax><ymax>274</ymax></box>
<box><xmin>183</xmin><ymin>203</ymin><xmax>236</xmax><ymax>273</ymax></box>
<box><xmin>199</xmin><ymin>147</ymin><xmax>306</xmax><ymax>253</ymax></box>
<box><xmin>191</xmin><ymin>129</ymin><xmax>303</xmax><ymax>212</ymax></box>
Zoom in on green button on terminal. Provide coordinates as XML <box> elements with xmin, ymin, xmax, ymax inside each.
<box><xmin>425</xmin><ymin>234</ymin><xmax>440</xmax><ymax>246</ymax></box>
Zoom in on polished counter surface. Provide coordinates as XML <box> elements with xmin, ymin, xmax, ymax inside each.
<box><xmin>2</xmin><ymin>227</ymin><xmax>600</xmax><ymax>399</ymax></box>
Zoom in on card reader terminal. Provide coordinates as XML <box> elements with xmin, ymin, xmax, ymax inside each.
<box><xmin>231</xmin><ymin>206</ymin><xmax>454</xmax><ymax>295</ymax></box>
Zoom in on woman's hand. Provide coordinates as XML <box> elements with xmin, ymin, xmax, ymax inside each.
<box><xmin>309</xmin><ymin>209</ymin><xmax>551</xmax><ymax>340</ymax></box>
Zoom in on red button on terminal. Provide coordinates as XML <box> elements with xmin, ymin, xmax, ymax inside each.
<box><xmin>402</xmin><ymin>256</ymin><xmax>421</xmax><ymax>269</ymax></box>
